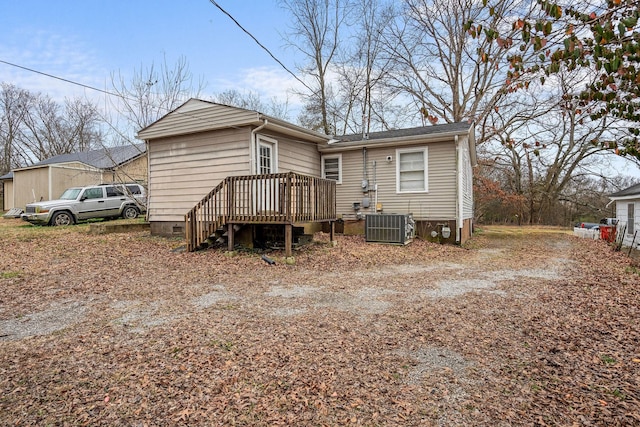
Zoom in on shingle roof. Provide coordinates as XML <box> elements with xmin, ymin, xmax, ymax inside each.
<box><xmin>0</xmin><ymin>171</ymin><xmax>12</xmax><ymax>180</ymax></box>
<box><xmin>337</xmin><ymin>122</ymin><xmax>472</xmax><ymax>143</ymax></box>
<box><xmin>23</xmin><ymin>143</ymin><xmax>146</xmax><ymax>170</ymax></box>
<box><xmin>610</xmin><ymin>183</ymin><xmax>640</xmax><ymax>198</ymax></box>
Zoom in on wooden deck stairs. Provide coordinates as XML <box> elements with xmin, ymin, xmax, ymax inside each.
<box><xmin>185</xmin><ymin>172</ymin><xmax>337</xmax><ymax>256</ymax></box>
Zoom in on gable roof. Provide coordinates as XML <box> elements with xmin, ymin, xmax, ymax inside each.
<box><xmin>13</xmin><ymin>143</ymin><xmax>146</xmax><ymax>173</ymax></box>
<box><xmin>137</xmin><ymin>98</ymin><xmax>330</xmax><ymax>143</ymax></box>
<box><xmin>609</xmin><ymin>183</ymin><xmax>640</xmax><ymax>199</ymax></box>
<box><xmin>136</xmin><ymin>98</ymin><xmax>477</xmax><ymax>165</ymax></box>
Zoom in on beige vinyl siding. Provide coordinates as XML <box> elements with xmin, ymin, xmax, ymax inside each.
<box><xmin>147</xmin><ymin>127</ymin><xmax>252</xmax><ymax>222</ymax></box>
<box><xmin>335</xmin><ymin>141</ymin><xmax>456</xmax><ymax>220</ymax></box>
<box><xmin>264</xmin><ymin>131</ymin><xmax>321</xmax><ymax>177</ymax></box>
<box><xmin>138</xmin><ymin>99</ymin><xmax>261</xmax><ymax>140</ymax></box>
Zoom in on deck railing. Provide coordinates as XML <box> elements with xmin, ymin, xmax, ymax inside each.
<box><xmin>185</xmin><ymin>172</ymin><xmax>336</xmax><ymax>251</ymax></box>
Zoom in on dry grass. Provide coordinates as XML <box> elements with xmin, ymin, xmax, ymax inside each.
<box><xmin>476</xmin><ymin>224</ymin><xmax>573</xmax><ymax>236</ymax></box>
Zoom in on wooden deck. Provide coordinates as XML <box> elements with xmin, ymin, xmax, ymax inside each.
<box><xmin>185</xmin><ymin>172</ymin><xmax>337</xmax><ymax>254</ymax></box>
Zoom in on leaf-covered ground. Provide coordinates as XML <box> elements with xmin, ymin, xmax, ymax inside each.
<box><xmin>0</xmin><ymin>220</ymin><xmax>638</xmax><ymax>426</ymax></box>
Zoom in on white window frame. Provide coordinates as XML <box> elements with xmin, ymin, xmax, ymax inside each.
<box><xmin>321</xmin><ymin>154</ymin><xmax>342</xmax><ymax>184</ymax></box>
<box><xmin>255</xmin><ymin>135</ymin><xmax>278</xmax><ymax>174</ymax></box>
<box><xmin>396</xmin><ymin>147</ymin><xmax>428</xmax><ymax>193</ymax></box>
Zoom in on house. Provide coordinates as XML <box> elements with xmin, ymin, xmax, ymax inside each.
<box><xmin>609</xmin><ymin>183</ymin><xmax>640</xmax><ymax>247</ymax></box>
<box><xmin>1</xmin><ymin>143</ymin><xmax>147</xmax><ymax>215</ymax></box>
<box><xmin>136</xmin><ymin>99</ymin><xmax>476</xmax><ymax>253</ymax></box>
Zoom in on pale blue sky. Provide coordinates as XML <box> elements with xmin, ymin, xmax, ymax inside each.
<box><xmin>0</xmin><ymin>1</ymin><xmax>303</xmax><ymax>105</ymax></box>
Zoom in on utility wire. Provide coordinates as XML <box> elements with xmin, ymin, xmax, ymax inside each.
<box><xmin>3</xmin><ymin>3</ymin><xmax>312</xmax><ymax>97</ymax></box>
<box><xmin>207</xmin><ymin>0</ymin><xmax>313</xmax><ymax>93</ymax></box>
<box><xmin>0</xmin><ymin>59</ymin><xmax>134</xmax><ymax>101</ymax></box>
<box><xmin>0</xmin><ymin>58</ymin><xmax>219</xmax><ymax>135</ymax></box>
<box><xmin>0</xmin><ymin>57</ymin><xmax>279</xmax><ymax>133</ymax></box>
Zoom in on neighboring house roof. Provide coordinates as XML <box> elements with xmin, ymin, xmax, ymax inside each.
<box><xmin>13</xmin><ymin>143</ymin><xmax>146</xmax><ymax>173</ymax></box>
<box><xmin>609</xmin><ymin>183</ymin><xmax>640</xmax><ymax>199</ymax></box>
<box><xmin>137</xmin><ymin>98</ymin><xmax>331</xmax><ymax>143</ymax></box>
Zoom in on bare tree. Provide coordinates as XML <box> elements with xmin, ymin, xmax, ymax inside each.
<box><xmin>381</xmin><ymin>0</ymin><xmax>535</xmax><ymax>132</ymax></box>
<box><xmin>0</xmin><ymin>83</ymin><xmax>102</xmax><ymax>172</ymax></box>
<box><xmin>19</xmin><ymin>95</ymin><xmax>102</xmax><ymax>163</ymax></box>
<box><xmin>64</xmin><ymin>97</ymin><xmax>102</xmax><ymax>152</ymax></box>
<box><xmin>211</xmin><ymin>89</ymin><xmax>290</xmax><ymax>120</ymax></box>
<box><xmin>280</xmin><ymin>0</ymin><xmax>350</xmax><ymax>135</ymax></box>
<box><xmin>331</xmin><ymin>0</ymin><xmax>399</xmax><ymax>135</ymax></box>
<box><xmin>0</xmin><ymin>83</ymin><xmax>32</xmax><ymax>173</ymax></box>
<box><xmin>482</xmin><ymin>70</ymin><xmax>620</xmax><ymax>225</ymax></box>
<box><xmin>109</xmin><ymin>55</ymin><xmax>205</xmax><ymax>140</ymax></box>
<box><xmin>19</xmin><ymin>94</ymin><xmax>61</xmax><ymax>162</ymax></box>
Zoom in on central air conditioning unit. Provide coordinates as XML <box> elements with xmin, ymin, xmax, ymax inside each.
<box><xmin>365</xmin><ymin>214</ymin><xmax>415</xmax><ymax>245</ymax></box>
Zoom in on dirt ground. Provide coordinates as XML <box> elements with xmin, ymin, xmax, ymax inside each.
<box><xmin>0</xmin><ymin>219</ymin><xmax>638</xmax><ymax>426</ymax></box>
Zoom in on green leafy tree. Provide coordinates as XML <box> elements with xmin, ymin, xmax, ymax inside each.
<box><xmin>468</xmin><ymin>0</ymin><xmax>640</xmax><ymax>157</ymax></box>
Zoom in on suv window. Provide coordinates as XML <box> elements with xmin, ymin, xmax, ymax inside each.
<box><xmin>82</xmin><ymin>188</ymin><xmax>104</xmax><ymax>200</ymax></box>
<box><xmin>126</xmin><ymin>184</ymin><xmax>142</xmax><ymax>195</ymax></box>
<box><xmin>106</xmin><ymin>186</ymin><xmax>124</xmax><ymax>197</ymax></box>
<box><xmin>60</xmin><ymin>188</ymin><xmax>82</xmax><ymax>200</ymax></box>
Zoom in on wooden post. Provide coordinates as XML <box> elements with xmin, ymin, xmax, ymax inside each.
<box><xmin>285</xmin><ymin>223</ymin><xmax>292</xmax><ymax>257</ymax></box>
<box><xmin>286</xmin><ymin>172</ymin><xmax>292</xmax><ymax>222</ymax></box>
<box><xmin>330</xmin><ymin>220</ymin><xmax>335</xmax><ymax>243</ymax></box>
<box><xmin>227</xmin><ymin>223</ymin><xmax>235</xmax><ymax>252</ymax></box>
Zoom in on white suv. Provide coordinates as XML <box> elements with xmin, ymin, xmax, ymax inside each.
<box><xmin>21</xmin><ymin>183</ymin><xmax>146</xmax><ymax>226</ymax></box>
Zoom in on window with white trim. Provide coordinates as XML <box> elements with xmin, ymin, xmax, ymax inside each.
<box><xmin>321</xmin><ymin>154</ymin><xmax>342</xmax><ymax>184</ymax></box>
<box><xmin>256</xmin><ymin>136</ymin><xmax>278</xmax><ymax>174</ymax></box>
<box><xmin>628</xmin><ymin>203</ymin><xmax>635</xmax><ymax>235</ymax></box>
<box><xmin>396</xmin><ymin>148</ymin><xmax>428</xmax><ymax>193</ymax></box>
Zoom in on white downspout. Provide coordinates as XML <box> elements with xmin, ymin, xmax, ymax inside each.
<box><xmin>456</xmin><ymin>135</ymin><xmax>463</xmax><ymax>243</ymax></box>
<box><xmin>251</xmin><ymin>118</ymin><xmax>268</xmax><ymax>174</ymax></box>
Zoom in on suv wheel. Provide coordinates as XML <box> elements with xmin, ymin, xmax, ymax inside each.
<box><xmin>51</xmin><ymin>211</ymin><xmax>74</xmax><ymax>226</ymax></box>
<box><xmin>122</xmin><ymin>206</ymin><xmax>139</xmax><ymax>219</ymax></box>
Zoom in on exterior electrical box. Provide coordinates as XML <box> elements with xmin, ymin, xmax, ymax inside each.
<box><xmin>365</xmin><ymin>214</ymin><xmax>415</xmax><ymax>244</ymax></box>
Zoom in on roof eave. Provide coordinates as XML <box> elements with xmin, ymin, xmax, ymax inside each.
<box><xmin>137</xmin><ymin>112</ymin><xmax>331</xmax><ymax>144</ymax></box>
<box><xmin>318</xmin><ymin>129</ymin><xmax>471</xmax><ymax>152</ymax></box>
<box><xmin>13</xmin><ymin>161</ymin><xmax>100</xmax><ymax>173</ymax></box>
<box><xmin>261</xmin><ymin>116</ymin><xmax>330</xmax><ymax>143</ymax></box>
<box><xmin>609</xmin><ymin>194</ymin><xmax>640</xmax><ymax>201</ymax></box>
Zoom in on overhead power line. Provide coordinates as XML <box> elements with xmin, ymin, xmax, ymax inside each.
<box><xmin>0</xmin><ymin>58</ymin><xmax>216</xmax><ymax>134</ymax></box>
<box><xmin>0</xmin><ymin>57</ymin><xmax>285</xmax><ymax>132</ymax></box>
<box><xmin>0</xmin><ymin>59</ymin><xmax>131</xmax><ymax>100</ymax></box>
<box><xmin>207</xmin><ymin>0</ymin><xmax>313</xmax><ymax>93</ymax></box>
